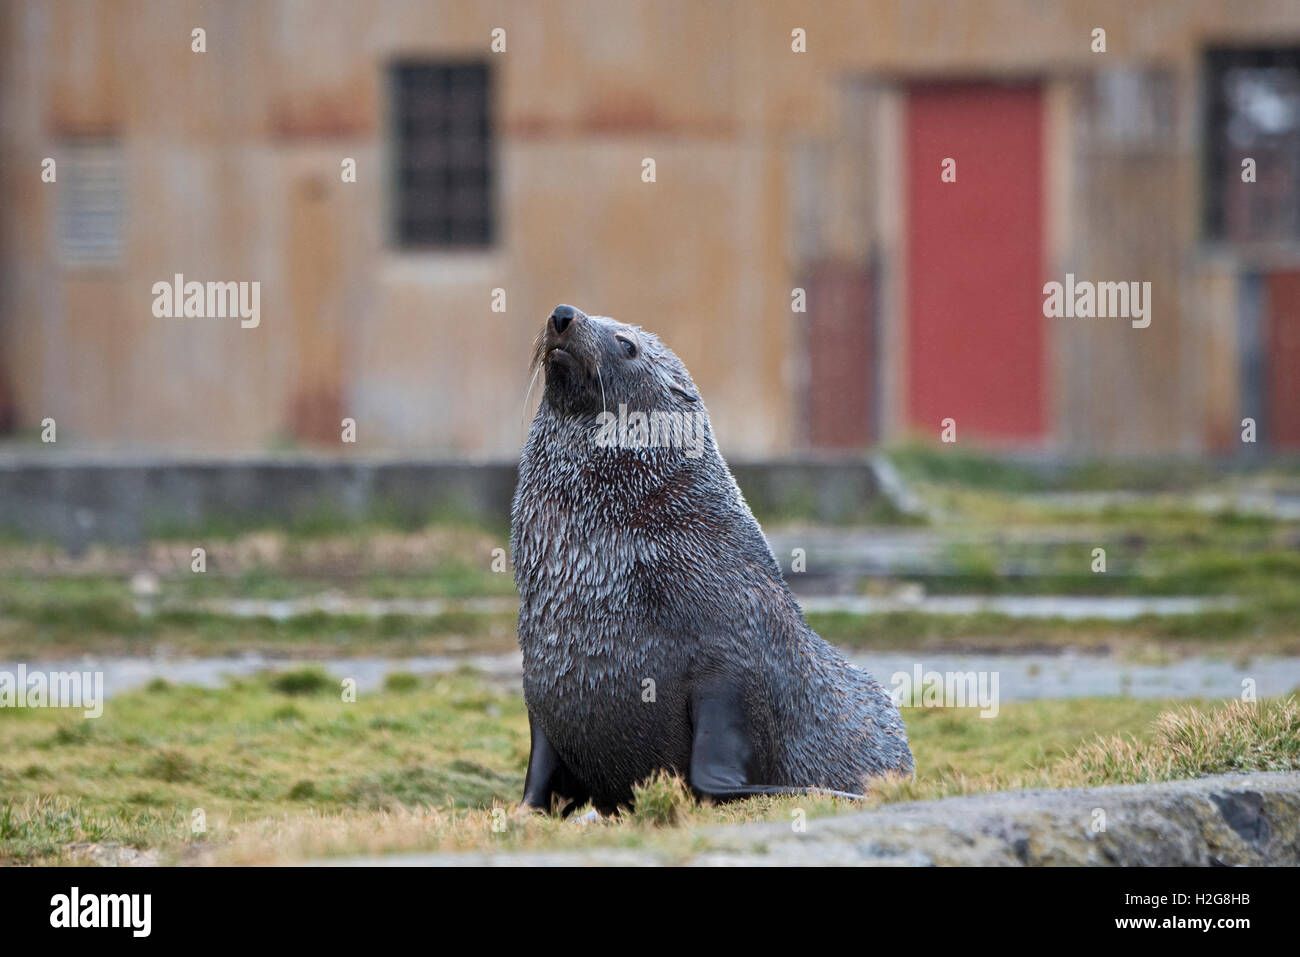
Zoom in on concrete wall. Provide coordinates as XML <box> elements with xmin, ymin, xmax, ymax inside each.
<box><xmin>0</xmin><ymin>455</ymin><xmax>884</xmax><ymax>547</ymax></box>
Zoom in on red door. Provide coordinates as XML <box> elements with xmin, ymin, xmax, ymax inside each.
<box><xmin>905</xmin><ymin>83</ymin><xmax>1046</xmax><ymax>441</ymax></box>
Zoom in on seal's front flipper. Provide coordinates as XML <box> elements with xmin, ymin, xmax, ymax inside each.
<box><xmin>688</xmin><ymin>680</ymin><xmax>762</xmax><ymax>798</ymax></box>
<box><xmin>688</xmin><ymin>682</ymin><xmax>866</xmax><ymax>802</ymax></box>
<box><xmin>520</xmin><ymin>711</ymin><xmax>589</xmax><ymax>816</ymax></box>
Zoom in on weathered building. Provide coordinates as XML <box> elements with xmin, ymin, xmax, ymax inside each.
<box><xmin>1</xmin><ymin>0</ymin><xmax>1298</xmax><ymax>457</ymax></box>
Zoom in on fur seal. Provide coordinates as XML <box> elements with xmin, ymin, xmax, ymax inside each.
<box><xmin>513</xmin><ymin>304</ymin><xmax>913</xmax><ymax>815</ymax></box>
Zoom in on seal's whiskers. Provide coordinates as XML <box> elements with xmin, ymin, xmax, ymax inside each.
<box><xmin>519</xmin><ymin>363</ymin><xmax>543</xmax><ymax>442</ymax></box>
<box><xmin>596</xmin><ymin>361</ymin><xmax>607</xmax><ymax>421</ymax></box>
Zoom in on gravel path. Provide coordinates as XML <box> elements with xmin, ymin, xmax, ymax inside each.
<box><xmin>6</xmin><ymin>650</ymin><xmax>1297</xmax><ymax>703</ymax></box>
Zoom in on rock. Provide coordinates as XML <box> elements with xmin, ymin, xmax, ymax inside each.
<box><xmin>63</xmin><ymin>842</ymin><xmax>160</xmax><ymax>867</ymax></box>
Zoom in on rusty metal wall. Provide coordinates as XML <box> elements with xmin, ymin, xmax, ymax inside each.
<box><xmin>3</xmin><ymin>1</ymin><xmax>1299</xmax><ymax>456</ymax></box>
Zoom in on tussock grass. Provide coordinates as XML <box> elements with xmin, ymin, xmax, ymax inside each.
<box><xmin>871</xmin><ymin>696</ymin><xmax>1300</xmax><ymax>805</ymax></box>
<box><xmin>1059</xmin><ymin>696</ymin><xmax>1300</xmax><ymax>785</ymax></box>
<box><xmin>268</xmin><ymin>668</ymin><xmax>334</xmax><ymax>697</ymax></box>
<box><xmin>629</xmin><ymin>770</ymin><xmax>694</xmax><ymax>827</ymax></box>
<box><xmin>0</xmin><ymin>796</ymin><xmax>174</xmax><ymax>864</ymax></box>
<box><xmin>382</xmin><ymin>671</ymin><xmax>420</xmax><ymax>693</ymax></box>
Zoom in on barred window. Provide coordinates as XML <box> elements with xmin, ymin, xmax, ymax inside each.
<box><xmin>56</xmin><ymin>140</ymin><xmax>125</xmax><ymax>267</ymax></box>
<box><xmin>390</xmin><ymin>61</ymin><xmax>495</xmax><ymax>249</ymax></box>
<box><xmin>1204</xmin><ymin>47</ymin><xmax>1300</xmax><ymax>243</ymax></box>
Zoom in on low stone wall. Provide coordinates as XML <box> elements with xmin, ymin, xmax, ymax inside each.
<box><xmin>317</xmin><ymin>771</ymin><xmax>1300</xmax><ymax>866</ymax></box>
<box><xmin>0</xmin><ymin>455</ymin><xmax>884</xmax><ymax>546</ymax></box>
<box><xmin>0</xmin><ymin>458</ymin><xmax>517</xmax><ymax>547</ymax></box>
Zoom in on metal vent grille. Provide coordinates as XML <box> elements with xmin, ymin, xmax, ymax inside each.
<box><xmin>56</xmin><ymin>141</ymin><xmax>125</xmax><ymax>267</ymax></box>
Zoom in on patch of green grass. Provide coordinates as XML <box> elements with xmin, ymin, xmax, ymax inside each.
<box><xmin>0</xmin><ymin>796</ymin><xmax>176</xmax><ymax>864</ymax></box>
<box><xmin>167</xmin><ymin>565</ymin><xmax>515</xmax><ymax>602</ymax></box>
<box><xmin>143</xmin><ymin>504</ymin><xmax>507</xmax><ymax>545</ymax></box>
<box><xmin>0</xmin><ymin>596</ymin><xmax>517</xmax><ymax>659</ymax></box>
<box><xmin>143</xmin><ymin>749</ymin><xmax>201</xmax><ymax>783</ymax></box>
<box><xmin>885</xmin><ymin>442</ymin><xmax>1231</xmax><ymax>493</ymax></box>
<box><xmin>0</xmin><ymin>669</ymin><xmax>529</xmax><ymax>864</ymax></box>
<box><xmin>804</xmin><ymin>607</ymin><xmax>1298</xmax><ymax>654</ymax></box>
<box><xmin>268</xmin><ymin>668</ymin><xmax>334</xmax><ymax>697</ymax></box>
<box><xmin>2</xmin><ymin>665</ymin><xmax>1293</xmax><ymax>865</ymax></box>
<box><xmin>383</xmin><ymin>672</ymin><xmax>420</xmax><ymax>693</ymax></box>
<box><xmin>340</xmin><ymin>760</ymin><xmax>520</xmax><ymax>811</ymax></box>
<box><xmin>915</xmin><ymin>538</ymin><xmax>1300</xmax><ymax>597</ymax></box>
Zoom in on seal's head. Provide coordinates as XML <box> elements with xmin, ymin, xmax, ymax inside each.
<box><xmin>532</xmin><ymin>304</ymin><xmax>700</xmax><ymax>419</ymax></box>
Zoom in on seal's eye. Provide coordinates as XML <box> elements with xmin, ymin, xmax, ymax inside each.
<box><xmin>616</xmin><ymin>336</ymin><xmax>637</xmax><ymax>359</ymax></box>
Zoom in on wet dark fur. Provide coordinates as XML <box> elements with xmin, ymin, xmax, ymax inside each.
<box><xmin>512</xmin><ymin>306</ymin><xmax>913</xmax><ymax>813</ymax></box>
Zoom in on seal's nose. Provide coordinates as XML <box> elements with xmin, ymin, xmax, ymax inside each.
<box><xmin>550</xmin><ymin>304</ymin><xmax>578</xmax><ymax>336</ymax></box>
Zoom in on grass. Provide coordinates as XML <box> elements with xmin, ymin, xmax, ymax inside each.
<box><xmin>0</xmin><ymin>668</ymin><xmax>527</xmax><ymax>864</ymax></box>
<box><xmin>2</xmin><ymin>460</ymin><xmax>1299</xmax><ymax>863</ymax></box>
<box><xmin>1</xmin><ymin>455</ymin><xmax>1298</xmax><ymax>659</ymax></box>
<box><xmin>1058</xmin><ymin>696</ymin><xmax>1300</xmax><ymax>783</ymax></box>
<box><xmin>4</xmin><ymin>503</ymin><xmax>1300</xmax><ymax>658</ymax></box>
<box><xmin>1</xmin><ymin>667</ymin><xmax>1294</xmax><ymax>865</ymax></box>
<box><xmin>141</xmin><ymin>501</ymin><xmax>510</xmax><ymax>546</ymax></box>
<box><xmin>0</xmin><ymin>604</ymin><xmax>520</xmax><ymax>659</ymax></box>
<box><xmin>4</xmin><ymin>582</ymin><xmax>1296</xmax><ymax>659</ymax></box>
<box><xmin>805</xmin><ymin>608</ymin><xmax>1298</xmax><ymax>657</ymax></box>
<box><xmin>0</xmin><ymin>523</ymin><xmax>528</xmax><ymax>657</ymax></box>
<box><xmin>884</xmin><ymin>441</ymin><xmax>1300</xmax><ymax>494</ymax></box>
<box><xmin>872</xmin><ymin>695</ymin><xmax>1300</xmax><ymax>804</ymax></box>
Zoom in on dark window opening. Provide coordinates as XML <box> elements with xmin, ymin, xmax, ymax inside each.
<box><xmin>1204</xmin><ymin>47</ymin><xmax>1300</xmax><ymax>243</ymax></box>
<box><xmin>390</xmin><ymin>61</ymin><xmax>494</xmax><ymax>249</ymax></box>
